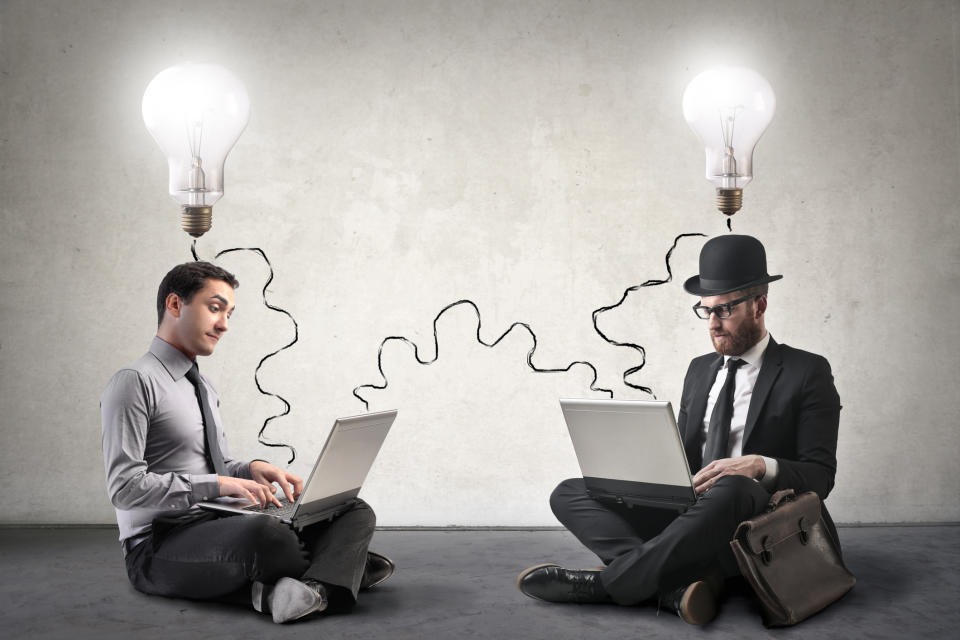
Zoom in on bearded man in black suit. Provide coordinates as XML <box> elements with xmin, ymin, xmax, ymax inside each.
<box><xmin>516</xmin><ymin>234</ymin><xmax>842</xmax><ymax>625</ymax></box>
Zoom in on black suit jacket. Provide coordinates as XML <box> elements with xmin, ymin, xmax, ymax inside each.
<box><xmin>676</xmin><ymin>337</ymin><xmax>842</xmax><ymax>501</ymax></box>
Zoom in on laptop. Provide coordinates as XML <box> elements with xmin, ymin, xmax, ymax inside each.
<box><xmin>559</xmin><ymin>399</ymin><xmax>696</xmax><ymax>512</ymax></box>
<box><xmin>199</xmin><ymin>409</ymin><xmax>397</xmax><ymax>530</ymax></box>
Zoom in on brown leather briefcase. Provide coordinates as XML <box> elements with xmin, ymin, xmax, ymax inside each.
<box><xmin>730</xmin><ymin>489</ymin><xmax>856</xmax><ymax>627</ymax></box>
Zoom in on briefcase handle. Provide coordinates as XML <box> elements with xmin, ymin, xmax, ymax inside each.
<box><xmin>766</xmin><ymin>489</ymin><xmax>797</xmax><ymax>512</ymax></box>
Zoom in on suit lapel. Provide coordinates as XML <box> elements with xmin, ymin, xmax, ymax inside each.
<box><xmin>744</xmin><ymin>337</ymin><xmax>783</xmax><ymax>447</ymax></box>
<box><xmin>684</xmin><ymin>354</ymin><xmax>723</xmax><ymax>470</ymax></box>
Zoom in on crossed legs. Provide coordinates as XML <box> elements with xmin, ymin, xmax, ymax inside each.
<box><xmin>125</xmin><ymin>500</ymin><xmax>377</xmax><ymax>611</ymax></box>
<box><xmin>549</xmin><ymin>475</ymin><xmax>771</xmax><ymax>605</ymax></box>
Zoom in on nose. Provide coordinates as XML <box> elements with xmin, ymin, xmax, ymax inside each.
<box><xmin>216</xmin><ymin>314</ymin><xmax>229</xmax><ymax>333</ymax></box>
<box><xmin>708</xmin><ymin>312</ymin><xmax>723</xmax><ymax>330</ymax></box>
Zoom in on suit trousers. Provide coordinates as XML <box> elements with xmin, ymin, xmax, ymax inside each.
<box><xmin>125</xmin><ymin>500</ymin><xmax>376</xmax><ymax>611</ymax></box>
<box><xmin>550</xmin><ymin>476</ymin><xmax>770</xmax><ymax>605</ymax></box>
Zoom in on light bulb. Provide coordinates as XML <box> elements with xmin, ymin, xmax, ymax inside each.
<box><xmin>142</xmin><ymin>63</ymin><xmax>250</xmax><ymax>237</ymax></box>
<box><xmin>682</xmin><ymin>66</ymin><xmax>776</xmax><ymax>217</ymax></box>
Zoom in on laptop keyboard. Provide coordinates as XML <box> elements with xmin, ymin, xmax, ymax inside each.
<box><xmin>242</xmin><ymin>497</ymin><xmax>296</xmax><ymax>518</ymax></box>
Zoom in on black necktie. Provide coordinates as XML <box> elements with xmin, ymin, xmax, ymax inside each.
<box><xmin>703</xmin><ymin>358</ymin><xmax>746</xmax><ymax>467</ymax></box>
<box><xmin>184</xmin><ymin>362</ymin><xmax>227</xmax><ymax>476</ymax></box>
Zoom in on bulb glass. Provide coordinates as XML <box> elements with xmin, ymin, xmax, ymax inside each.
<box><xmin>682</xmin><ymin>67</ymin><xmax>775</xmax><ymax>190</ymax></box>
<box><xmin>142</xmin><ymin>63</ymin><xmax>250</xmax><ymax>208</ymax></box>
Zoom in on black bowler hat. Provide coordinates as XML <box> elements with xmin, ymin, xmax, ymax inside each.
<box><xmin>683</xmin><ymin>234</ymin><xmax>783</xmax><ymax>296</ymax></box>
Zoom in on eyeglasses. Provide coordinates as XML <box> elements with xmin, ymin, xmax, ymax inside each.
<box><xmin>692</xmin><ymin>294</ymin><xmax>760</xmax><ymax>320</ymax></box>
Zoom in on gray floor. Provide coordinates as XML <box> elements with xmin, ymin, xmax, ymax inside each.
<box><xmin>1</xmin><ymin>526</ymin><xmax>957</xmax><ymax>639</ymax></box>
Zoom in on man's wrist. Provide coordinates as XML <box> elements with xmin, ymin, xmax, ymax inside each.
<box><xmin>245</xmin><ymin>459</ymin><xmax>270</xmax><ymax>479</ymax></box>
<box><xmin>758</xmin><ymin>456</ymin><xmax>779</xmax><ymax>489</ymax></box>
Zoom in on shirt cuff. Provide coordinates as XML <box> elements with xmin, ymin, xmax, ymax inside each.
<box><xmin>758</xmin><ymin>456</ymin><xmax>779</xmax><ymax>490</ymax></box>
<box><xmin>190</xmin><ymin>474</ymin><xmax>220</xmax><ymax>503</ymax></box>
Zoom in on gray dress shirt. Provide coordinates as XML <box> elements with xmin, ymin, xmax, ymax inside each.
<box><xmin>101</xmin><ymin>336</ymin><xmax>252</xmax><ymax>547</ymax></box>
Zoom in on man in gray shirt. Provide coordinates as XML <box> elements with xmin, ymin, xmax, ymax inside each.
<box><xmin>102</xmin><ymin>261</ymin><xmax>393</xmax><ymax>624</ymax></box>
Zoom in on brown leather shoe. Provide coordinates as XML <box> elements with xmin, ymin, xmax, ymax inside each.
<box><xmin>660</xmin><ymin>580</ymin><xmax>717</xmax><ymax>625</ymax></box>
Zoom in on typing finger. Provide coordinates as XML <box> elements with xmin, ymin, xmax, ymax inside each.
<box><xmin>241</xmin><ymin>488</ymin><xmax>259</xmax><ymax>506</ymax></box>
<box><xmin>252</xmin><ymin>483</ymin><xmax>269</xmax><ymax>507</ymax></box>
<box><xmin>260</xmin><ymin>483</ymin><xmax>281</xmax><ymax>507</ymax></box>
<box><xmin>279</xmin><ymin>478</ymin><xmax>295</xmax><ymax>503</ymax></box>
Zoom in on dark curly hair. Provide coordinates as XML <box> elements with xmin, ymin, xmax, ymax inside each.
<box><xmin>156</xmin><ymin>262</ymin><xmax>239</xmax><ymax>326</ymax></box>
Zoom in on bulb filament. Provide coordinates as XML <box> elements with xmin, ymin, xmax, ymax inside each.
<box><xmin>718</xmin><ymin>106</ymin><xmax>743</xmax><ymax>189</ymax></box>
<box><xmin>185</xmin><ymin>116</ymin><xmax>207</xmax><ymax>205</ymax></box>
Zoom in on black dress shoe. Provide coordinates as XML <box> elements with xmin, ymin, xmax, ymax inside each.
<box><xmin>660</xmin><ymin>580</ymin><xmax>718</xmax><ymax>625</ymax></box>
<box><xmin>517</xmin><ymin>563</ymin><xmax>611</xmax><ymax>604</ymax></box>
<box><xmin>360</xmin><ymin>551</ymin><xmax>395</xmax><ymax>590</ymax></box>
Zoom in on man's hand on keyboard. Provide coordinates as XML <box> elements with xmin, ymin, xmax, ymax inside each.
<box><xmin>218</xmin><ymin>475</ymin><xmax>282</xmax><ymax>508</ymax></box>
<box><xmin>250</xmin><ymin>460</ymin><xmax>304</xmax><ymax>503</ymax></box>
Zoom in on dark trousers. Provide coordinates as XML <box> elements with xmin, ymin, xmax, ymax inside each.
<box><xmin>125</xmin><ymin>500</ymin><xmax>376</xmax><ymax>611</ymax></box>
<box><xmin>550</xmin><ymin>476</ymin><xmax>770</xmax><ymax>605</ymax></box>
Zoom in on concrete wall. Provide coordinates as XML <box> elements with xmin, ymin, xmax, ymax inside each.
<box><xmin>1</xmin><ymin>0</ymin><xmax>957</xmax><ymax>526</ymax></box>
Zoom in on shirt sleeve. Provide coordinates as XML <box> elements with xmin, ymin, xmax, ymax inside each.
<box><xmin>101</xmin><ymin>369</ymin><xmax>219</xmax><ymax>509</ymax></box>
<box><xmin>221</xmin><ymin>445</ymin><xmax>253</xmax><ymax>480</ymax></box>
<box><xmin>759</xmin><ymin>455</ymin><xmax>779</xmax><ymax>490</ymax></box>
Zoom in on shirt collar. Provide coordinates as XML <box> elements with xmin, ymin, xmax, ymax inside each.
<box><xmin>724</xmin><ymin>331</ymin><xmax>770</xmax><ymax>369</ymax></box>
<box><xmin>149</xmin><ymin>336</ymin><xmax>195</xmax><ymax>381</ymax></box>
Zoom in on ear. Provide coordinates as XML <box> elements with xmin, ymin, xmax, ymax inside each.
<box><xmin>165</xmin><ymin>292</ymin><xmax>184</xmax><ymax>319</ymax></box>
<box><xmin>754</xmin><ymin>295</ymin><xmax>767</xmax><ymax>318</ymax></box>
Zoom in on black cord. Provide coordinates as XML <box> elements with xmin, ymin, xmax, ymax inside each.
<box><xmin>190</xmin><ymin>231</ymin><xmax>705</xmax><ymax>445</ymax></box>
<box><xmin>590</xmin><ymin>232</ymin><xmax>706</xmax><ymax>398</ymax></box>
<box><xmin>352</xmin><ymin>299</ymin><xmax>614</xmax><ymax>411</ymax></box>
<box><xmin>352</xmin><ymin>232</ymin><xmax>707</xmax><ymax>410</ymax></box>
<box><xmin>192</xmin><ymin>240</ymin><xmax>299</xmax><ymax>464</ymax></box>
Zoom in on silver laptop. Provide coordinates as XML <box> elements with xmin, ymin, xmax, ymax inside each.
<box><xmin>199</xmin><ymin>409</ymin><xmax>397</xmax><ymax>530</ymax></box>
<box><xmin>559</xmin><ymin>399</ymin><xmax>696</xmax><ymax>512</ymax></box>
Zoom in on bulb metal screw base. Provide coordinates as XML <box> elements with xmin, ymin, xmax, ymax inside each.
<box><xmin>181</xmin><ymin>206</ymin><xmax>213</xmax><ymax>238</ymax></box>
<box><xmin>715</xmin><ymin>188</ymin><xmax>743</xmax><ymax>216</ymax></box>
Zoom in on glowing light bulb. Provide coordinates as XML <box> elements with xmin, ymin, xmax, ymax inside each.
<box><xmin>142</xmin><ymin>63</ymin><xmax>250</xmax><ymax>237</ymax></box>
<box><xmin>683</xmin><ymin>66</ymin><xmax>776</xmax><ymax>218</ymax></box>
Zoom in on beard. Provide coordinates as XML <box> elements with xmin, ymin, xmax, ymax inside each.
<box><xmin>710</xmin><ymin>315</ymin><xmax>763</xmax><ymax>356</ymax></box>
